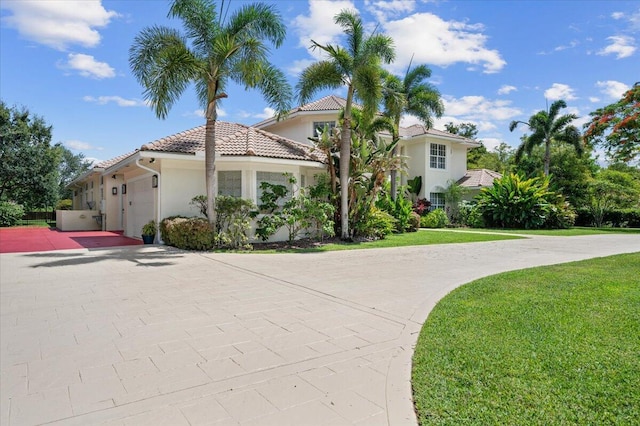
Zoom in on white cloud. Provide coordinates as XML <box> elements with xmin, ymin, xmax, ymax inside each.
<box><xmin>287</xmin><ymin>58</ymin><xmax>317</xmax><ymax>76</ymax></box>
<box><xmin>478</xmin><ymin>137</ymin><xmax>503</xmax><ymax>151</ymax></box>
<box><xmin>65</xmin><ymin>140</ymin><xmax>101</xmax><ymax>151</ymax></box>
<box><xmin>611</xmin><ymin>12</ymin><xmax>624</xmax><ymax>20</ymax></box>
<box><xmin>1</xmin><ymin>0</ymin><xmax>118</xmax><ymax>50</ymax></box>
<box><xmin>497</xmin><ymin>85</ymin><xmax>517</xmax><ymax>95</ymax></box>
<box><xmin>441</xmin><ymin>95</ymin><xmax>522</xmax><ymax>121</ymax></box>
<box><xmin>83</xmin><ymin>95</ymin><xmax>145</xmax><ymax>107</ymax></box>
<box><xmin>364</xmin><ymin>0</ymin><xmax>416</xmax><ymax>22</ymax></box>
<box><xmin>544</xmin><ymin>83</ymin><xmax>577</xmax><ymax>101</ymax></box>
<box><xmin>293</xmin><ymin>0</ymin><xmax>355</xmax><ymax>53</ymax></box>
<box><xmin>589</xmin><ymin>96</ymin><xmax>601</xmax><ymax>103</ymax></box>
<box><xmin>554</xmin><ymin>40</ymin><xmax>579</xmax><ymax>52</ymax></box>
<box><xmin>596</xmin><ymin>80</ymin><xmax>631</xmax><ymax>100</ymax></box>
<box><xmin>383</xmin><ymin>13</ymin><xmax>506</xmax><ymax>74</ymax></box>
<box><xmin>254</xmin><ymin>107</ymin><xmax>276</xmax><ymax>120</ymax></box>
<box><xmin>597</xmin><ymin>35</ymin><xmax>636</xmax><ymax>59</ymax></box>
<box><xmin>63</xmin><ymin>53</ymin><xmax>115</xmax><ymax>79</ymax></box>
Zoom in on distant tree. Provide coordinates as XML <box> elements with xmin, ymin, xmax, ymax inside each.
<box><xmin>509</xmin><ymin>100</ymin><xmax>583</xmax><ymax>176</ymax></box>
<box><xmin>516</xmin><ymin>142</ymin><xmax>597</xmax><ymax>208</ymax></box>
<box><xmin>56</xmin><ymin>145</ymin><xmax>92</xmax><ymax>200</ymax></box>
<box><xmin>445</xmin><ymin>122</ymin><xmax>478</xmax><ymax>139</ymax></box>
<box><xmin>584</xmin><ymin>82</ymin><xmax>639</xmax><ymax>164</ymax></box>
<box><xmin>129</xmin><ymin>0</ymin><xmax>291</xmax><ymax>231</ymax></box>
<box><xmin>297</xmin><ymin>9</ymin><xmax>395</xmax><ymax>239</ymax></box>
<box><xmin>379</xmin><ymin>64</ymin><xmax>443</xmax><ymax>199</ymax></box>
<box><xmin>0</xmin><ymin>102</ymin><xmax>60</xmax><ymax>209</ymax></box>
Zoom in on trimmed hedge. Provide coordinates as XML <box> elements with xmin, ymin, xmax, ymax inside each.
<box><xmin>576</xmin><ymin>208</ymin><xmax>640</xmax><ymax>228</ymax></box>
<box><xmin>161</xmin><ymin>217</ymin><xmax>215</xmax><ymax>250</ymax></box>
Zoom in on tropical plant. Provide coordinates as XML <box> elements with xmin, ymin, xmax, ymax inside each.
<box><xmin>297</xmin><ymin>9</ymin><xmax>395</xmax><ymax>240</ymax></box>
<box><xmin>443</xmin><ymin>180</ymin><xmax>468</xmax><ymax>223</ymax></box>
<box><xmin>379</xmin><ymin>64</ymin><xmax>443</xmax><ymax>199</ymax></box>
<box><xmin>129</xmin><ymin>0</ymin><xmax>291</xmax><ymax>232</ymax></box>
<box><xmin>376</xmin><ymin>188</ymin><xmax>413</xmax><ymax>232</ymax></box>
<box><xmin>476</xmin><ymin>173</ymin><xmax>573</xmax><ymax>229</ymax></box>
<box><xmin>407</xmin><ymin>176</ymin><xmax>422</xmax><ymax>200</ymax></box>
<box><xmin>584</xmin><ymin>82</ymin><xmax>639</xmax><ymax>164</ymax></box>
<box><xmin>412</xmin><ymin>198</ymin><xmax>431</xmax><ymax>216</ymax></box>
<box><xmin>509</xmin><ymin>100</ymin><xmax>583</xmax><ymax>176</ymax></box>
<box><xmin>215</xmin><ymin>196</ymin><xmax>255</xmax><ymax>249</ymax></box>
<box><xmin>353</xmin><ymin>206</ymin><xmax>396</xmax><ymax>239</ymax></box>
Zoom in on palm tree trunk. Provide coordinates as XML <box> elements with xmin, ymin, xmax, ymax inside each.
<box><xmin>340</xmin><ymin>86</ymin><xmax>354</xmax><ymax>240</ymax></box>
<box><xmin>544</xmin><ymin>138</ymin><xmax>551</xmax><ymax>176</ymax></box>
<box><xmin>390</xmin><ymin>119</ymin><xmax>400</xmax><ymax>200</ymax></box>
<box><xmin>205</xmin><ymin>102</ymin><xmax>217</xmax><ymax>233</ymax></box>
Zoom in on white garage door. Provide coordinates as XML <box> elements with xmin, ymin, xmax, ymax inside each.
<box><xmin>127</xmin><ymin>177</ymin><xmax>155</xmax><ymax>238</ymax></box>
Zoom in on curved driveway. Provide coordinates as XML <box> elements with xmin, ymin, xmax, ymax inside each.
<box><xmin>1</xmin><ymin>233</ymin><xmax>638</xmax><ymax>425</ymax></box>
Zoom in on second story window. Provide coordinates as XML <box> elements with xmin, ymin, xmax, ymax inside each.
<box><xmin>313</xmin><ymin>121</ymin><xmax>336</xmax><ymax>137</ymax></box>
<box><xmin>430</xmin><ymin>143</ymin><xmax>446</xmax><ymax>169</ymax></box>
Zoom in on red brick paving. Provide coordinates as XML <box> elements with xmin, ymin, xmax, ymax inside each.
<box><xmin>0</xmin><ymin>227</ymin><xmax>143</xmax><ymax>253</ymax></box>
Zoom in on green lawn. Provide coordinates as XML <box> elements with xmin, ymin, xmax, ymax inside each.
<box><xmin>250</xmin><ymin>230</ymin><xmax>523</xmax><ymax>253</ymax></box>
<box><xmin>452</xmin><ymin>226</ymin><xmax>640</xmax><ymax>236</ymax></box>
<box><xmin>412</xmin><ymin>253</ymin><xmax>640</xmax><ymax>425</ymax></box>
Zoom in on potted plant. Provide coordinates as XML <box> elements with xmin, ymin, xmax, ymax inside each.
<box><xmin>141</xmin><ymin>220</ymin><xmax>157</xmax><ymax>244</ymax></box>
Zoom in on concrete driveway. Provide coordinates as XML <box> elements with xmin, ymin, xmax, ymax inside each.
<box><xmin>1</xmin><ymin>233</ymin><xmax>638</xmax><ymax>425</ymax></box>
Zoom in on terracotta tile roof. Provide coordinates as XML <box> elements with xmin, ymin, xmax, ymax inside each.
<box><xmin>96</xmin><ymin>151</ymin><xmax>137</xmax><ymax>169</ymax></box>
<box><xmin>457</xmin><ymin>169</ymin><xmax>502</xmax><ymax>188</ymax></box>
<box><xmin>296</xmin><ymin>95</ymin><xmax>360</xmax><ymax>112</ymax></box>
<box><xmin>396</xmin><ymin>124</ymin><xmax>473</xmax><ymax>142</ymax></box>
<box><xmin>140</xmin><ymin>121</ymin><xmax>326</xmax><ymax>163</ymax></box>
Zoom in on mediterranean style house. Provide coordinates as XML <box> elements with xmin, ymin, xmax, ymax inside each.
<box><xmin>67</xmin><ymin>95</ymin><xmax>488</xmax><ymax>241</ymax></box>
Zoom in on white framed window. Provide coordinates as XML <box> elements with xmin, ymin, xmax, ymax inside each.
<box><xmin>313</xmin><ymin>121</ymin><xmax>336</xmax><ymax>137</ymax></box>
<box><xmin>218</xmin><ymin>171</ymin><xmax>242</xmax><ymax>197</ymax></box>
<box><xmin>430</xmin><ymin>192</ymin><xmax>445</xmax><ymax>210</ymax></box>
<box><xmin>256</xmin><ymin>171</ymin><xmax>292</xmax><ymax>204</ymax></box>
<box><xmin>430</xmin><ymin>143</ymin><xmax>446</xmax><ymax>169</ymax></box>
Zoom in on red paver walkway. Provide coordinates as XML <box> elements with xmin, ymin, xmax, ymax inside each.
<box><xmin>0</xmin><ymin>227</ymin><xmax>143</xmax><ymax>253</ymax></box>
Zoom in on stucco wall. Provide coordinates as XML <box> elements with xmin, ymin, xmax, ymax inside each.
<box><xmin>260</xmin><ymin>113</ymin><xmax>339</xmax><ymax>145</ymax></box>
<box><xmin>56</xmin><ymin>210</ymin><xmax>101</xmax><ymax>231</ymax></box>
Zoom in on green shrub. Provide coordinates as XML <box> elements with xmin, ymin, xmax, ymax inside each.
<box><xmin>0</xmin><ymin>201</ymin><xmax>25</xmax><ymax>227</ymax></box>
<box><xmin>160</xmin><ymin>215</ymin><xmax>188</xmax><ymax>246</ymax></box>
<box><xmin>215</xmin><ymin>196</ymin><xmax>255</xmax><ymax>249</ymax></box>
<box><xmin>420</xmin><ymin>209</ymin><xmax>449</xmax><ymax>228</ymax></box>
<box><xmin>544</xmin><ymin>199</ymin><xmax>576</xmax><ymax>229</ymax></box>
<box><xmin>408</xmin><ymin>211</ymin><xmax>421</xmax><ymax>232</ymax></box>
<box><xmin>354</xmin><ymin>207</ymin><xmax>396</xmax><ymax>239</ymax></box>
<box><xmin>476</xmin><ymin>173</ymin><xmax>552</xmax><ymax>229</ymax></box>
<box><xmin>576</xmin><ymin>207</ymin><xmax>640</xmax><ymax>228</ymax></box>
<box><xmin>56</xmin><ymin>199</ymin><xmax>73</xmax><ymax>210</ymax></box>
<box><xmin>376</xmin><ymin>191</ymin><xmax>413</xmax><ymax>233</ymax></box>
<box><xmin>163</xmin><ymin>217</ymin><xmax>215</xmax><ymax>251</ymax></box>
<box><xmin>457</xmin><ymin>201</ymin><xmax>485</xmax><ymax>228</ymax></box>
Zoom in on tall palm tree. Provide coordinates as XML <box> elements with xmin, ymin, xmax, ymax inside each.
<box><xmin>129</xmin><ymin>0</ymin><xmax>291</xmax><ymax>230</ymax></box>
<box><xmin>297</xmin><ymin>10</ymin><xmax>395</xmax><ymax>240</ymax></box>
<box><xmin>509</xmin><ymin>100</ymin><xmax>582</xmax><ymax>176</ymax></box>
<box><xmin>379</xmin><ymin>62</ymin><xmax>443</xmax><ymax>199</ymax></box>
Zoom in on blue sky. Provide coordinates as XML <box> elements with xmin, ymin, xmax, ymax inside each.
<box><xmin>1</xmin><ymin>0</ymin><xmax>638</xmax><ymax>164</ymax></box>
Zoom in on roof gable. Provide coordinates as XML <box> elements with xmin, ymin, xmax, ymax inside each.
<box><xmin>139</xmin><ymin>121</ymin><xmax>325</xmax><ymax>163</ymax></box>
<box><xmin>457</xmin><ymin>169</ymin><xmax>502</xmax><ymax>188</ymax></box>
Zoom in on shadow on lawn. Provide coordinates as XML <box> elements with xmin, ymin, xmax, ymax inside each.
<box><xmin>24</xmin><ymin>246</ymin><xmax>185</xmax><ymax>268</ymax></box>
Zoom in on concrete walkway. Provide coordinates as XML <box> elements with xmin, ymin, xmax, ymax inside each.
<box><xmin>1</xmin><ymin>234</ymin><xmax>638</xmax><ymax>425</ymax></box>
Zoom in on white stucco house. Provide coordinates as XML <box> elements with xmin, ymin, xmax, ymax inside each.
<box><xmin>67</xmin><ymin>95</ymin><xmax>489</xmax><ymax>241</ymax></box>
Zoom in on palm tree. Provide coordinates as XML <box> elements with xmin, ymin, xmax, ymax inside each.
<box><xmin>129</xmin><ymin>0</ymin><xmax>291</xmax><ymax>230</ymax></box>
<box><xmin>297</xmin><ymin>10</ymin><xmax>395</xmax><ymax>240</ymax></box>
<box><xmin>509</xmin><ymin>100</ymin><xmax>582</xmax><ymax>176</ymax></box>
<box><xmin>379</xmin><ymin>62</ymin><xmax>443</xmax><ymax>199</ymax></box>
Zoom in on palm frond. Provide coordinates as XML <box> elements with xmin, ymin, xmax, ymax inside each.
<box><xmin>363</xmin><ymin>34</ymin><xmax>395</xmax><ymax>64</ymax></box>
<box><xmin>129</xmin><ymin>25</ymin><xmax>201</xmax><ymax>119</ymax></box>
<box><xmin>226</xmin><ymin>3</ymin><xmax>286</xmax><ymax>47</ymax></box>
<box><xmin>168</xmin><ymin>0</ymin><xmax>218</xmax><ymax>57</ymax></box>
<box><xmin>251</xmin><ymin>63</ymin><xmax>292</xmax><ymax>118</ymax></box>
<box><xmin>296</xmin><ymin>61</ymin><xmax>344</xmax><ymax>105</ymax></box>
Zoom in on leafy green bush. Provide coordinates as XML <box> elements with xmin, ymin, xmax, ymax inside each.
<box><xmin>457</xmin><ymin>201</ymin><xmax>484</xmax><ymax>228</ymax></box>
<box><xmin>476</xmin><ymin>173</ymin><xmax>554</xmax><ymax>229</ymax></box>
<box><xmin>420</xmin><ymin>209</ymin><xmax>449</xmax><ymax>228</ymax></box>
<box><xmin>0</xmin><ymin>201</ymin><xmax>25</xmax><ymax>227</ymax></box>
<box><xmin>576</xmin><ymin>207</ymin><xmax>640</xmax><ymax>228</ymax></box>
<box><xmin>376</xmin><ymin>191</ymin><xmax>413</xmax><ymax>232</ymax></box>
<box><xmin>544</xmin><ymin>199</ymin><xmax>576</xmax><ymax>229</ymax></box>
<box><xmin>160</xmin><ymin>215</ymin><xmax>188</xmax><ymax>246</ymax></box>
<box><xmin>163</xmin><ymin>217</ymin><xmax>215</xmax><ymax>250</ymax></box>
<box><xmin>354</xmin><ymin>207</ymin><xmax>396</xmax><ymax>238</ymax></box>
<box><xmin>215</xmin><ymin>196</ymin><xmax>255</xmax><ymax>249</ymax></box>
<box><xmin>56</xmin><ymin>199</ymin><xmax>73</xmax><ymax>210</ymax></box>
<box><xmin>252</xmin><ymin>175</ymin><xmax>335</xmax><ymax>242</ymax></box>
